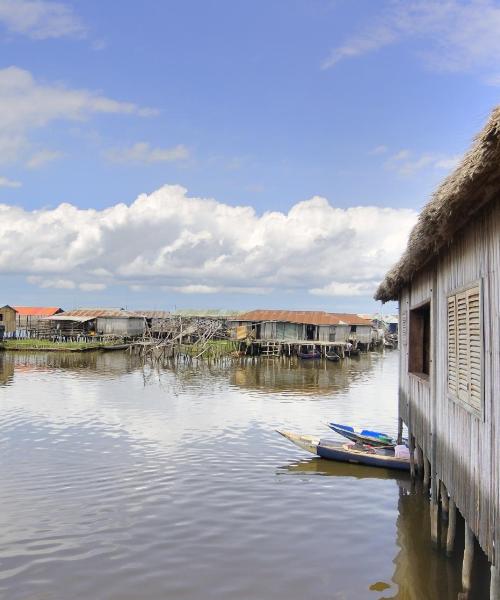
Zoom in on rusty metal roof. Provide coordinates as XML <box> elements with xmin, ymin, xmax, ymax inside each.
<box><xmin>56</xmin><ymin>309</ymin><xmax>143</xmax><ymax>319</ymax></box>
<box><xmin>230</xmin><ymin>310</ymin><xmax>371</xmax><ymax>326</ymax></box>
<box><xmin>13</xmin><ymin>306</ymin><xmax>63</xmax><ymax>316</ymax></box>
<box><xmin>134</xmin><ymin>310</ymin><xmax>171</xmax><ymax>319</ymax></box>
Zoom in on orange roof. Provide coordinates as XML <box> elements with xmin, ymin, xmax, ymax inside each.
<box><xmin>13</xmin><ymin>306</ymin><xmax>63</xmax><ymax>316</ymax></box>
<box><xmin>232</xmin><ymin>310</ymin><xmax>371</xmax><ymax>326</ymax></box>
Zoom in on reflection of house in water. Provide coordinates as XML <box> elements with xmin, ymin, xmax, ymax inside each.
<box><xmin>0</xmin><ymin>354</ymin><xmax>14</xmax><ymax>385</ymax></box>
<box><xmin>230</xmin><ymin>355</ymin><xmax>376</xmax><ymax>395</ymax></box>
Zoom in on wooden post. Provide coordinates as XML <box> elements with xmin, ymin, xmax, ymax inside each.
<box><xmin>440</xmin><ymin>480</ymin><xmax>449</xmax><ymax>519</ymax></box>
<box><xmin>446</xmin><ymin>498</ymin><xmax>456</xmax><ymax>555</ymax></box>
<box><xmin>491</xmin><ymin>564</ymin><xmax>500</xmax><ymax>600</ymax></box>
<box><xmin>409</xmin><ymin>434</ymin><xmax>416</xmax><ymax>479</ymax></box>
<box><xmin>417</xmin><ymin>445</ymin><xmax>424</xmax><ymax>476</ymax></box>
<box><xmin>423</xmin><ymin>455</ymin><xmax>430</xmax><ymax>489</ymax></box>
<box><xmin>397</xmin><ymin>417</ymin><xmax>403</xmax><ymax>444</ymax></box>
<box><xmin>430</xmin><ymin>498</ymin><xmax>439</xmax><ymax>545</ymax></box>
<box><xmin>462</xmin><ymin>523</ymin><xmax>474</xmax><ymax>592</ymax></box>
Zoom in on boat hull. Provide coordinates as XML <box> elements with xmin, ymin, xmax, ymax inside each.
<box><xmin>328</xmin><ymin>423</ymin><xmax>395</xmax><ymax>447</ymax></box>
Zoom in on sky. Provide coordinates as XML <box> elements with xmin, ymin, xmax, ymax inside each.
<box><xmin>1</xmin><ymin>0</ymin><xmax>499</xmax><ymax>313</ymax></box>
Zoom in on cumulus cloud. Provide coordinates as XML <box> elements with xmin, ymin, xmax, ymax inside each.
<box><xmin>0</xmin><ymin>185</ymin><xmax>417</xmax><ymax>300</ymax></box>
<box><xmin>0</xmin><ymin>66</ymin><xmax>156</xmax><ymax>164</ymax></box>
<box><xmin>0</xmin><ymin>0</ymin><xmax>85</xmax><ymax>40</ymax></box>
<box><xmin>322</xmin><ymin>0</ymin><xmax>500</xmax><ymax>84</ymax></box>
<box><xmin>104</xmin><ymin>142</ymin><xmax>189</xmax><ymax>164</ymax></box>
<box><xmin>0</xmin><ymin>176</ymin><xmax>21</xmax><ymax>188</ymax></box>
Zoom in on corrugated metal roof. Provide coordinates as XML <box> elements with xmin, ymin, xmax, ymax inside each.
<box><xmin>13</xmin><ymin>306</ymin><xmax>63</xmax><ymax>316</ymax></box>
<box><xmin>57</xmin><ymin>309</ymin><xmax>143</xmax><ymax>319</ymax></box>
<box><xmin>230</xmin><ymin>310</ymin><xmax>371</xmax><ymax>326</ymax></box>
<box><xmin>46</xmin><ymin>315</ymin><xmax>94</xmax><ymax>323</ymax></box>
<box><xmin>134</xmin><ymin>310</ymin><xmax>171</xmax><ymax>319</ymax></box>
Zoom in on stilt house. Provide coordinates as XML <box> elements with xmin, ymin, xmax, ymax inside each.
<box><xmin>375</xmin><ymin>107</ymin><xmax>500</xmax><ymax>584</ymax></box>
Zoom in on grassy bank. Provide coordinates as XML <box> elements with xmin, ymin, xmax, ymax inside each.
<box><xmin>0</xmin><ymin>339</ymin><xmax>107</xmax><ymax>352</ymax></box>
<box><xmin>181</xmin><ymin>339</ymin><xmax>241</xmax><ymax>359</ymax></box>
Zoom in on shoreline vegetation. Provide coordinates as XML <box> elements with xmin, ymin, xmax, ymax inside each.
<box><xmin>0</xmin><ymin>339</ymin><xmax>112</xmax><ymax>352</ymax></box>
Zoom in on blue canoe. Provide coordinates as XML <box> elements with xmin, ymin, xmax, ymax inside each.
<box><xmin>328</xmin><ymin>422</ymin><xmax>396</xmax><ymax>447</ymax></box>
<box><xmin>277</xmin><ymin>430</ymin><xmax>410</xmax><ymax>472</ymax></box>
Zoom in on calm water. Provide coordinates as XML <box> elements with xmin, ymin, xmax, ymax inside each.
<box><xmin>0</xmin><ymin>350</ymin><xmax>489</xmax><ymax>600</ymax></box>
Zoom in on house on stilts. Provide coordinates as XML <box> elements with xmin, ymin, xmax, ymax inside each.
<box><xmin>375</xmin><ymin>107</ymin><xmax>500</xmax><ymax>597</ymax></box>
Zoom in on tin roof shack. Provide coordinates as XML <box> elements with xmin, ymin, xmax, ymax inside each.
<box><xmin>134</xmin><ymin>311</ymin><xmax>170</xmax><ymax>336</ymax></box>
<box><xmin>229</xmin><ymin>310</ymin><xmax>372</xmax><ymax>345</ymax></box>
<box><xmin>48</xmin><ymin>309</ymin><xmax>145</xmax><ymax>340</ymax></box>
<box><xmin>375</xmin><ymin>107</ymin><xmax>500</xmax><ymax>588</ymax></box>
<box><xmin>0</xmin><ymin>305</ymin><xmax>17</xmax><ymax>339</ymax></box>
<box><xmin>13</xmin><ymin>306</ymin><xmax>63</xmax><ymax>337</ymax></box>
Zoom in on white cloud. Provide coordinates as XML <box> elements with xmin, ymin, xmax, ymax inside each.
<box><xmin>26</xmin><ymin>149</ymin><xmax>63</xmax><ymax>169</ymax></box>
<box><xmin>1</xmin><ymin>184</ymin><xmax>417</xmax><ymax>301</ymax></box>
<box><xmin>0</xmin><ymin>66</ymin><xmax>156</xmax><ymax>164</ymax></box>
<box><xmin>384</xmin><ymin>149</ymin><xmax>461</xmax><ymax>175</ymax></box>
<box><xmin>310</xmin><ymin>281</ymin><xmax>379</xmax><ymax>297</ymax></box>
<box><xmin>0</xmin><ymin>176</ymin><xmax>21</xmax><ymax>188</ymax></box>
<box><xmin>322</xmin><ymin>0</ymin><xmax>500</xmax><ymax>83</ymax></box>
<box><xmin>0</xmin><ymin>0</ymin><xmax>85</xmax><ymax>40</ymax></box>
<box><xmin>369</xmin><ymin>145</ymin><xmax>388</xmax><ymax>155</ymax></box>
<box><xmin>27</xmin><ymin>276</ymin><xmax>75</xmax><ymax>289</ymax></box>
<box><xmin>104</xmin><ymin>142</ymin><xmax>189</xmax><ymax>164</ymax></box>
<box><xmin>79</xmin><ymin>282</ymin><xmax>106</xmax><ymax>292</ymax></box>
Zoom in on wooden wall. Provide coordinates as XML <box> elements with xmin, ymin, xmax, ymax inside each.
<box><xmin>0</xmin><ymin>306</ymin><xmax>17</xmax><ymax>335</ymax></box>
<box><xmin>399</xmin><ymin>198</ymin><xmax>499</xmax><ymax>563</ymax></box>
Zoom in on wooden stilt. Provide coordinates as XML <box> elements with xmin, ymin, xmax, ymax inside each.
<box><xmin>491</xmin><ymin>564</ymin><xmax>500</xmax><ymax>600</ymax></box>
<box><xmin>417</xmin><ymin>445</ymin><xmax>424</xmax><ymax>476</ymax></box>
<box><xmin>462</xmin><ymin>523</ymin><xmax>474</xmax><ymax>592</ymax></box>
<box><xmin>409</xmin><ymin>434</ymin><xmax>416</xmax><ymax>479</ymax></box>
<box><xmin>430</xmin><ymin>499</ymin><xmax>439</xmax><ymax>545</ymax></box>
<box><xmin>397</xmin><ymin>417</ymin><xmax>403</xmax><ymax>444</ymax></box>
<box><xmin>446</xmin><ymin>498</ymin><xmax>456</xmax><ymax>556</ymax></box>
<box><xmin>440</xmin><ymin>480</ymin><xmax>449</xmax><ymax>519</ymax></box>
<box><xmin>423</xmin><ymin>455</ymin><xmax>430</xmax><ymax>489</ymax></box>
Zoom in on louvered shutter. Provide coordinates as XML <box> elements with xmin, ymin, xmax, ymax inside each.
<box><xmin>447</xmin><ymin>295</ymin><xmax>457</xmax><ymax>395</ymax></box>
<box><xmin>467</xmin><ymin>287</ymin><xmax>481</xmax><ymax>411</ymax></box>
<box><xmin>447</xmin><ymin>284</ymin><xmax>481</xmax><ymax>413</ymax></box>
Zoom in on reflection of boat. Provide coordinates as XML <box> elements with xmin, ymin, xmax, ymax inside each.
<box><xmin>297</xmin><ymin>350</ymin><xmax>320</xmax><ymax>359</ymax></box>
<box><xmin>279</xmin><ymin>457</ymin><xmax>410</xmax><ymax>484</ymax></box>
<box><xmin>328</xmin><ymin>422</ymin><xmax>396</xmax><ymax>447</ymax></box>
<box><xmin>325</xmin><ymin>352</ymin><xmax>340</xmax><ymax>362</ymax></box>
<box><xmin>277</xmin><ymin>430</ymin><xmax>410</xmax><ymax>471</ymax></box>
<box><xmin>348</xmin><ymin>348</ymin><xmax>360</xmax><ymax>356</ymax></box>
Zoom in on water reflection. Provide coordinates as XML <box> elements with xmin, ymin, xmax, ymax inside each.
<box><xmin>0</xmin><ymin>350</ymin><xmax>490</xmax><ymax>600</ymax></box>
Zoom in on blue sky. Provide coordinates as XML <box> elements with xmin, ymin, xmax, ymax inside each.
<box><xmin>1</xmin><ymin>0</ymin><xmax>499</xmax><ymax>312</ymax></box>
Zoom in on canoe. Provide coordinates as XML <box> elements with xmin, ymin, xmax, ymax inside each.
<box><xmin>277</xmin><ymin>430</ymin><xmax>410</xmax><ymax>471</ymax></box>
<box><xmin>103</xmin><ymin>344</ymin><xmax>130</xmax><ymax>351</ymax></box>
<box><xmin>348</xmin><ymin>348</ymin><xmax>360</xmax><ymax>356</ymax></box>
<box><xmin>328</xmin><ymin>422</ymin><xmax>395</xmax><ymax>447</ymax></box>
<box><xmin>325</xmin><ymin>352</ymin><xmax>340</xmax><ymax>362</ymax></box>
<box><xmin>297</xmin><ymin>350</ymin><xmax>320</xmax><ymax>359</ymax></box>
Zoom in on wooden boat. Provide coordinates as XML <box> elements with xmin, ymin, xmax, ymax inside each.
<box><xmin>328</xmin><ymin>422</ymin><xmax>395</xmax><ymax>447</ymax></box>
<box><xmin>297</xmin><ymin>350</ymin><xmax>320</xmax><ymax>359</ymax></box>
<box><xmin>348</xmin><ymin>348</ymin><xmax>360</xmax><ymax>356</ymax></box>
<box><xmin>325</xmin><ymin>352</ymin><xmax>340</xmax><ymax>362</ymax></box>
<box><xmin>277</xmin><ymin>430</ymin><xmax>410</xmax><ymax>471</ymax></box>
<box><xmin>103</xmin><ymin>343</ymin><xmax>130</xmax><ymax>351</ymax></box>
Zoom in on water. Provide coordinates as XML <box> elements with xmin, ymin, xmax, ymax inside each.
<box><xmin>0</xmin><ymin>350</ymin><xmax>489</xmax><ymax>600</ymax></box>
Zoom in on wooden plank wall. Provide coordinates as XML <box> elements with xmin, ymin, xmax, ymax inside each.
<box><xmin>400</xmin><ymin>198</ymin><xmax>499</xmax><ymax>563</ymax></box>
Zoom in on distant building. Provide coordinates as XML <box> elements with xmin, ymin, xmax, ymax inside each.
<box><xmin>47</xmin><ymin>308</ymin><xmax>145</xmax><ymax>338</ymax></box>
<box><xmin>13</xmin><ymin>306</ymin><xmax>63</xmax><ymax>336</ymax></box>
<box><xmin>0</xmin><ymin>305</ymin><xmax>17</xmax><ymax>339</ymax></box>
<box><xmin>228</xmin><ymin>310</ymin><xmax>372</xmax><ymax>345</ymax></box>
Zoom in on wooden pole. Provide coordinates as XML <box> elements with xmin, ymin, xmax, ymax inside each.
<box><xmin>397</xmin><ymin>417</ymin><xmax>403</xmax><ymax>444</ymax></box>
<box><xmin>423</xmin><ymin>455</ymin><xmax>430</xmax><ymax>489</ymax></box>
<box><xmin>430</xmin><ymin>498</ymin><xmax>439</xmax><ymax>545</ymax></box>
<box><xmin>440</xmin><ymin>480</ymin><xmax>449</xmax><ymax>519</ymax></box>
<box><xmin>409</xmin><ymin>434</ymin><xmax>416</xmax><ymax>479</ymax></box>
<box><xmin>462</xmin><ymin>523</ymin><xmax>474</xmax><ymax>592</ymax></box>
<box><xmin>417</xmin><ymin>445</ymin><xmax>424</xmax><ymax>476</ymax></box>
<box><xmin>491</xmin><ymin>564</ymin><xmax>500</xmax><ymax>600</ymax></box>
<box><xmin>446</xmin><ymin>499</ymin><xmax>456</xmax><ymax>556</ymax></box>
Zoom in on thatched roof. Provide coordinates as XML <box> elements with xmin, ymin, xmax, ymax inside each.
<box><xmin>375</xmin><ymin>106</ymin><xmax>500</xmax><ymax>302</ymax></box>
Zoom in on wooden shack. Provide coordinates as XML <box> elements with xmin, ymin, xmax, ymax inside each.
<box><xmin>375</xmin><ymin>107</ymin><xmax>500</xmax><ymax>595</ymax></box>
<box><xmin>229</xmin><ymin>310</ymin><xmax>372</xmax><ymax>345</ymax></box>
<box><xmin>0</xmin><ymin>305</ymin><xmax>17</xmax><ymax>339</ymax></box>
<box><xmin>13</xmin><ymin>306</ymin><xmax>63</xmax><ymax>337</ymax></box>
<box><xmin>47</xmin><ymin>309</ymin><xmax>145</xmax><ymax>339</ymax></box>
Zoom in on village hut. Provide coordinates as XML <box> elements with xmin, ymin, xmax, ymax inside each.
<box><xmin>47</xmin><ymin>308</ymin><xmax>145</xmax><ymax>339</ymax></box>
<box><xmin>375</xmin><ymin>106</ymin><xmax>500</xmax><ymax>595</ymax></box>
<box><xmin>13</xmin><ymin>306</ymin><xmax>63</xmax><ymax>337</ymax></box>
<box><xmin>0</xmin><ymin>305</ymin><xmax>17</xmax><ymax>339</ymax></box>
<box><xmin>229</xmin><ymin>310</ymin><xmax>372</xmax><ymax>345</ymax></box>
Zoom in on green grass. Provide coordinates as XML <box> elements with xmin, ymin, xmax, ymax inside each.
<box><xmin>0</xmin><ymin>339</ymin><xmax>106</xmax><ymax>351</ymax></box>
<box><xmin>181</xmin><ymin>339</ymin><xmax>241</xmax><ymax>358</ymax></box>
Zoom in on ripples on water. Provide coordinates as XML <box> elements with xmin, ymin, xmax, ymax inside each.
<box><xmin>0</xmin><ymin>351</ymin><xmax>489</xmax><ymax>599</ymax></box>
